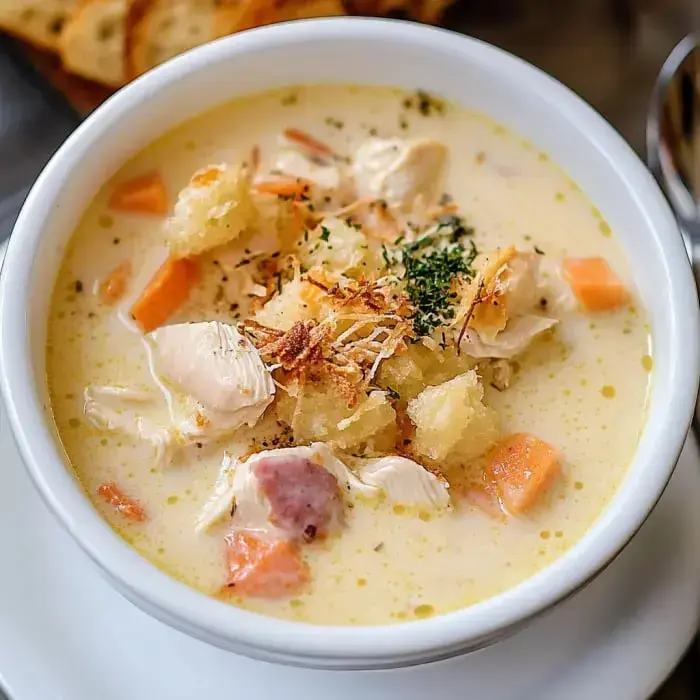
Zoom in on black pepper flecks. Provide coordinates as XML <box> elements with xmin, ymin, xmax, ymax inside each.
<box><xmin>414</xmin><ymin>90</ymin><xmax>445</xmax><ymax>117</ymax></box>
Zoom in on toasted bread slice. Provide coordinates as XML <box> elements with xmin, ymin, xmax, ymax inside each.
<box><xmin>127</xmin><ymin>0</ymin><xmax>346</xmax><ymax>79</ymax></box>
<box><xmin>0</xmin><ymin>0</ymin><xmax>78</xmax><ymax>51</ymax></box>
<box><xmin>347</xmin><ymin>0</ymin><xmax>454</xmax><ymax>23</ymax></box>
<box><xmin>59</xmin><ymin>0</ymin><xmax>128</xmax><ymax>86</ymax></box>
<box><xmin>413</xmin><ymin>0</ymin><xmax>454</xmax><ymax>23</ymax></box>
<box><xmin>126</xmin><ymin>0</ymin><xmax>219</xmax><ymax>79</ymax></box>
<box><xmin>216</xmin><ymin>0</ymin><xmax>345</xmax><ymax>34</ymax></box>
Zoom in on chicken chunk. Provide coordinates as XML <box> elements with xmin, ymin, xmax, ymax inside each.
<box><xmin>83</xmin><ymin>386</ymin><xmax>176</xmax><ymax>467</ymax></box>
<box><xmin>358</xmin><ymin>455</ymin><xmax>450</xmax><ymax>509</ymax></box>
<box><xmin>459</xmin><ymin>315</ymin><xmax>558</xmax><ymax>359</ymax></box>
<box><xmin>455</xmin><ymin>250</ymin><xmax>559</xmax><ymax>359</ymax></box>
<box><xmin>151</xmin><ymin>321</ymin><xmax>274</xmax><ymax>428</ymax></box>
<box><xmin>353</xmin><ymin>137</ymin><xmax>447</xmax><ymax>209</ymax></box>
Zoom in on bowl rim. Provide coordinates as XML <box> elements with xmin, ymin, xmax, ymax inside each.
<box><xmin>1</xmin><ymin>17</ymin><xmax>698</xmax><ymax>667</ymax></box>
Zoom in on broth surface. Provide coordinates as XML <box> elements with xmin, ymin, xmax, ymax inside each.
<box><xmin>48</xmin><ymin>85</ymin><xmax>650</xmax><ymax>624</ymax></box>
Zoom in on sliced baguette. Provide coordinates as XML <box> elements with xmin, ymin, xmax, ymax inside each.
<box><xmin>59</xmin><ymin>0</ymin><xmax>128</xmax><ymax>86</ymax></box>
<box><xmin>347</xmin><ymin>0</ymin><xmax>454</xmax><ymax>23</ymax></box>
<box><xmin>216</xmin><ymin>0</ymin><xmax>346</xmax><ymax>34</ymax></box>
<box><xmin>127</xmin><ymin>0</ymin><xmax>347</xmax><ymax>79</ymax></box>
<box><xmin>0</xmin><ymin>0</ymin><xmax>78</xmax><ymax>51</ymax></box>
<box><xmin>126</xmin><ymin>0</ymin><xmax>219</xmax><ymax>79</ymax></box>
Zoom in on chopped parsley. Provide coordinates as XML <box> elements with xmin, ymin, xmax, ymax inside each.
<box><xmin>387</xmin><ymin>215</ymin><xmax>478</xmax><ymax>336</ymax></box>
<box><xmin>381</xmin><ymin>244</ymin><xmax>392</xmax><ymax>268</ymax></box>
<box><xmin>403</xmin><ymin>242</ymin><xmax>477</xmax><ymax>336</ymax></box>
<box><xmin>319</xmin><ymin>226</ymin><xmax>331</xmax><ymax>242</ymax></box>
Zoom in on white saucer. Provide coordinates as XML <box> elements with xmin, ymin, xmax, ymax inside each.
<box><xmin>1</xmin><ymin>402</ymin><xmax>699</xmax><ymax>700</ymax></box>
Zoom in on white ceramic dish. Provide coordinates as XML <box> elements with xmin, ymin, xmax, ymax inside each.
<box><xmin>0</xmin><ymin>18</ymin><xmax>698</xmax><ymax>670</ymax></box>
<box><xmin>1</xmin><ymin>385</ymin><xmax>699</xmax><ymax>700</ymax></box>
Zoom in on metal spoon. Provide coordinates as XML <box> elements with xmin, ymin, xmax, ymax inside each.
<box><xmin>647</xmin><ymin>33</ymin><xmax>700</xmax><ymax>284</ymax></box>
<box><xmin>647</xmin><ymin>34</ymin><xmax>700</xmax><ymax>436</ymax></box>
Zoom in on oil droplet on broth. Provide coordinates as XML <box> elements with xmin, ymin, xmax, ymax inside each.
<box><xmin>414</xmin><ymin>604</ymin><xmax>435</xmax><ymax>619</ymax></box>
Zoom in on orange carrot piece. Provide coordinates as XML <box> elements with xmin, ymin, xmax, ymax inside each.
<box><xmin>99</xmin><ymin>261</ymin><xmax>132</xmax><ymax>305</ymax></box>
<box><xmin>461</xmin><ymin>479</ymin><xmax>505</xmax><ymax>520</ymax></box>
<box><xmin>108</xmin><ymin>173</ymin><xmax>168</xmax><ymax>216</ymax></box>
<box><xmin>283</xmin><ymin>128</ymin><xmax>334</xmax><ymax>158</ymax></box>
<box><xmin>485</xmin><ymin>433</ymin><xmax>561</xmax><ymax>515</ymax></box>
<box><xmin>253</xmin><ymin>177</ymin><xmax>313</xmax><ymax>199</ymax></box>
<box><xmin>224</xmin><ymin>531</ymin><xmax>309</xmax><ymax>598</ymax></box>
<box><xmin>130</xmin><ymin>256</ymin><xmax>198</xmax><ymax>333</ymax></box>
<box><xmin>561</xmin><ymin>257</ymin><xmax>629</xmax><ymax>312</ymax></box>
<box><xmin>97</xmin><ymin>482</ymin><xmax>147</xmax><ymax>522</ymax></box>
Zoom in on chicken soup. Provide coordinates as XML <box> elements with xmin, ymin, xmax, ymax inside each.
<box><xmin>47</xmin><ymin>85</ymin><xmax>651</xmax><ymax>625</ymax></box>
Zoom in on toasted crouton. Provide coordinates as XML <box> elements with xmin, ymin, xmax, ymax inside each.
<box><xmin>167</xmin><ymin>164</ymin><xmax>255</xmax><ymax>257</ymax></box>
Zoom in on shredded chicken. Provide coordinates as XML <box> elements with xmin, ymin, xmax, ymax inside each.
<box><xmin>454</xmin><ymin>249</ymin><xmax>559</xmax><ymax>358</ymax></box>
<box><xmin>358</xmin><ymin>455</ymin><xmax>451</xmax><ymax>509</ymax></box>
<box><xmin>353</xmin><ymin>137</ymin><xmax>447</xmax><ymax>210</ymax></box>
<box><xmin>151</xmin><ymin>321</ymin><xmax>275</xmax><ymax>429</ymax></box>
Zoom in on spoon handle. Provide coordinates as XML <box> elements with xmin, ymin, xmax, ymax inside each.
<box><xmin>680</xmin><ymin>225</ymin><xmax>700</xmax><ymax>292</ymax></box>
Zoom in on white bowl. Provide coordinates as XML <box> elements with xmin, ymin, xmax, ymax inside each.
<box><xmin>1</xmin><ymin>18</ymin><xmax>698</xmax><ymax>670</ymax></box>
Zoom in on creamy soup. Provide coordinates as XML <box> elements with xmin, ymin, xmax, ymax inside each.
<box><xmin>47</xmin><ymin>85</ymin><xmax>651</xmax><ymax>625</ymax></box>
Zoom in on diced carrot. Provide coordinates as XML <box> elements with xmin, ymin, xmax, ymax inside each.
<box><xmin>223</xmin><ymin>531</ymin><xmax>309</xmax><ymax>599</ymax></box>
<box><xmin>99</xmin><ymin>261</ymin><xmax>132</xmax><ymax>305</ymax></box>
<box><xmin>485</xmin><ymin>433</ymin><xmax>561</xmax><ymax>515</ymax></box>
<box><xmin>561</xmin><ymin>257</ymin><xmax>629</xmax><ymax>312</ymax></box>
<box><xmin>130</xmin><ymin>256</ymin><xmax>198</xmax><ymax>333</ymax></box>
<box><xmin>253</xmin><ymin>177</ymin><xmax>314</xmax><ymax>199</ymax></box>
<box><xmin>283</xmin><ymin>128</ymin><xmax>334</xmax><ymax>159</ymax></box>
<box><xmin>97</xmin><ymin>482</ymin><xmax>147</xmax><ymax>522</ymax></box>
<box><xmin>108</xmin><ymin>173</ymin><xmax>168</xmax><ymax>216</ymax></box>
<box><xmin>461</xmin><ymin>479</ymin><xmax>505</xmax><ymax>520</ymax></box>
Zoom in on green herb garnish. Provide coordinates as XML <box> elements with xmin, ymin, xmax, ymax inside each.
<box><xmin>387</xmin><ymin>216</ymin><xmax>477</xmax><ymax>336</ymax></box>
<box><xmin>319</xmin><ymin>226</ymin><xmax>331</xmax><ymax>242</ymax></box>
<box><xmin>403</xmin><ymin>241</ymin><xmax>477</xmax><ymax>336</ymax></box>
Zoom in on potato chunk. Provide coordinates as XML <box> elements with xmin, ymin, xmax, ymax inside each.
<box><xmin>378</xmin><ymin>343</ymin><xmax>475</xmax><ymax>402</ymax></box>
<box><xmin>301</xmin><ymin>217</ymin><xmax>374</xmax><ymax>275</ymax></box>
<box><xmin>278</xmin><ymin>387</ymin><xmax>396</xmax><ymax>452</ymax></box>
<box><xmin>407</xmin><ymin>371</ymin><xmax>499</xmax><ymax>463</ymax></box>
<box><xmin>253</xmin><ymin>278</ymin><xmax>330</xmax><ymax>331</ymax></box>
<box><xmin>167</xmin><ymin>164</ymin><xmax>254</xmax><ymax>257</ymax></box>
